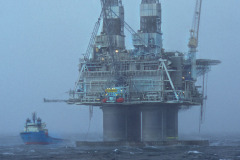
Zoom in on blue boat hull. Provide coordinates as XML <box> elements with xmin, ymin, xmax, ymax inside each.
<box><xmin>20</xmin><ymin>131</ymin><xmax>62</xmax><ymax>145</ymax></box>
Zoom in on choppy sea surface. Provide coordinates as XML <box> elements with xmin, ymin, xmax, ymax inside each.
<box><xmin>1</xmin><ymin>134</ymin><xmax>240</xmax><ymax>160</ymax></box>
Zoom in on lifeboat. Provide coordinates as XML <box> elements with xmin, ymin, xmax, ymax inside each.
<box><xmin>102</xmin><ymin>98</ymin><xmax>107</xmax><ymax>103</ymax></box>
<box><xmin>116</xmin><ymin>98</ymin><xmax>124</xmax><ymax>103</ymax></box>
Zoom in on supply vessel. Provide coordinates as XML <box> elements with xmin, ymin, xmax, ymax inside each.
<box><xmin>20</xmin><ymin>112</ymin><xmax>62</xmax><ymax>145</ymax></box>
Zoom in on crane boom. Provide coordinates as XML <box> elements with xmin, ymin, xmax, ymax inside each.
<box><xmin>84</xmin><ymin>12</ymin><xmax>102</xmax><ymax>60</ymax></box>
<box><xmin>187</xmin><ymin>0</ymin><xmax>203</xmax><ymax>81</ymax></box>
<box><xmin>188</xmin><ymin>0</ymin><xmax>202</xmax><ymax>48</ymax></box>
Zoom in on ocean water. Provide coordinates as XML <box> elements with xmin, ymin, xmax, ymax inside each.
<box><xmin>1</xmin><ymin>134</ymin><xmax>240</xmax><ymax>160</ymax></box>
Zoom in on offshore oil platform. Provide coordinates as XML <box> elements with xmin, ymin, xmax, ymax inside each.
<box><xmin>45</xmin><ymin>0</ymin><xmax>220</xmax><ymax>143</ymax></box>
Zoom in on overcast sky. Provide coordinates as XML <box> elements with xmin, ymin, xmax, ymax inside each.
<box><xmin>0</xmin><ymin>0</ymin><xmax>239</xmax><ymax>137</ymax></box>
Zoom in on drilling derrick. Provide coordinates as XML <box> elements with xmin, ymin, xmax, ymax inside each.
<box><xmin>95</xmin><ymin>0</ymin><xmax>125</xmax><ymax>58</ymax></box>
<box><xmin>133</xmin><ymin>0</ymin><xmax>162</xmax><ymax>56</ymax></box>
<box><xmin>64</xmin><ymin>0</ymin><xmax>221</xmax><ymax>142</ymax></box>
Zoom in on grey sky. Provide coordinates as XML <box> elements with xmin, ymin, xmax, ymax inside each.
<box><xmin>0</xmin><ymin>0</ymin><xmax>239</xmax><ymax>136</ymax></box>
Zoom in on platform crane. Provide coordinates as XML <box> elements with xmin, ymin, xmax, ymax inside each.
<box><xmin>187</xmin><ymin>0</ymin><xmax>205</xmax><ymax>130</ymax></box>
<box><xmin>187</xmin><ymin>0</ymin><xmax>202</xmax><ymax>81</ymax></box>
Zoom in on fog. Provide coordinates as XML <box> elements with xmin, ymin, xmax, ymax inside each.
<box><xmin>0</xmin><ymin>0</ymin><xmax>239</xmax><ymax>137</ymax></box>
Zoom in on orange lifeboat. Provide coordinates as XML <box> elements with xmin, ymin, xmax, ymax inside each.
<box><xmin>116</xmin><ymin>98</ymin><xmax>124</xmax><ymax>103</ymax></box>
<box><xmin>102</xmin><ymin>98</ymin><xmax>107</xmax><ymax>103</ymax></box>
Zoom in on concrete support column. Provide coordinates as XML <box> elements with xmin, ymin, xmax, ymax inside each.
<box><xmin>141</xmin><ymin>107</ymin><xmax>166</xmax><ymax>141</ymax></box>
<box><xmin>166</xmin><ymin>106</ymin><xmax>178</xmax><ymax>139</ymax></box>
<box><xmin>102</xmin><ymin>106</ymin><xmax>141</xmax><ymax>142</ymax></box>
<box><xmin>126</xmin><ymin>107</ymin><xmax>141</xmax><ymax>142</ymax></box>
<box><xmin>102</xmin><ymin>106</ymin><xmax>127</xmax><ymax>141</ymax></box>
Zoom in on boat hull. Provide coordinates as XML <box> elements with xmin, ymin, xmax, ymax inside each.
<box><xmin>20</xmin><ymin>131</ymin><xmax>62</xmax><ymax>145</ymax></box>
